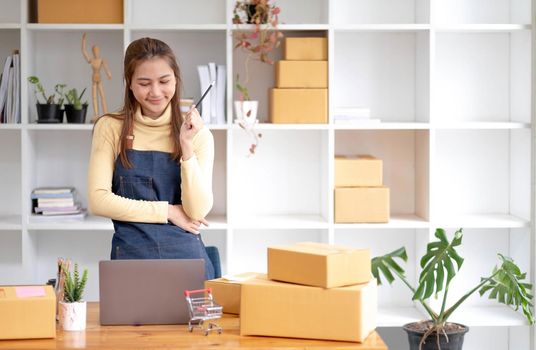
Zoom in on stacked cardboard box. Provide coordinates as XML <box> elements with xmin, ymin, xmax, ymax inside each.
<box><xmin>270</xmin><ymin>37</ymin><xmax>328</xmax><ymax>124</ymax></box>
<box><xmin>238</xmin><ymin>242</ymin><xmax>377</xmax><ymax>343</ymax></box>
<box><xmin>334</xmin><ymin>155</ymin><xmax>390</xmax><ymax>223</ymax></box>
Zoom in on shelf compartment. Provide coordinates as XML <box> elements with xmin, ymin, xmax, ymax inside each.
<box><xmin>0</xmin><ymin>230</ymin><xmax>22</xmax><ymax>266</ymax></box>
<box><xmin>0</xmin><ymin>0</ymin><xmax>20</xmax><ymax>24</ymax></box>
<box><xmin>274</xmin><ymin>0</ymin><xmax>328</xmax><ymax>25</ymax></box>
<box><xmin>230</xmin><ymin>129</ymin><xmax>329</xmax><ymax>221</ymax></box>
<box><xmin>333</xmin><ymin>31</ymin><xmax>430</xmax><ymax>123</ymax></box>
<box><xmin>432</xmin><ymin>0</ymin><xmax>531</xmax><ymax>25</ymax></box>
<box><xmin>199</xmin><ymin>229</ymin><xmax>227</xmax><ymax>275</ymax></box>
<box><xmin>335</xmin><ymin>130</ymin><xmax>429</xmax><ymax>220</ymax></box>
<box><xmin>434</xmin><ymin>31</ymin><xmax>531</xmax><ymax>123</ymax></box>
<box><xmin>130</xmin><ymin>0</ymin><xmax>226</xmax><ymax>26</ymax></box>
<box><xmin>434</xmin><ymin>130</ymin><xmax>530</xmax><ymax>220</ymax></box>
<box><xmin>232</xmin><ymin>214</ymin><xmax>328</xmax><ymax>230</ymax></box>
<box><xmin>0</xmin><ymin>28</ymin><xmax>20</xmax><ymax>71</ymax></box>
<box><xmin>131</xmin><ymin>30</ymin><xmax>226</xmax><ymax>115</ymax></box>
<box><xmin>331</xmin><ymin>0</ymin><xmax>430</xmax><ymax>25</ymax></box>
<box><xmin>211</xmin><ymin>130</ymin><xmax>228</xmax><ymax>221</ymax></box>
<box><xmin>230</xmin><ymin>229</ymin><xmax>326</xmax><ymax>274</ymax></box>
<box><xmin>26</xmin><ymin>30</ymin><xmax>124</xmax><ymax>123</ymax></box>
<box><xmin>0</xmin><ymin>131</ymin><xmax>21</xmax><ymax>221</ymax></box>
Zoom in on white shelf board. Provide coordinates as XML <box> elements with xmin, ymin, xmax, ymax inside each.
<box><xmin>333</xmin><ymin>122</ymin><xmax>430</xmax><ymax>130</ymax></box>
<box><xmin>433</xmin><ymin>214</ymin><xmax>530</xmax><ymax>229</ymax></box>
<box><xmin>27</xmin><ymin>214</ymin><xmax>113</xmax><ymax>231</ymax></box>
<box><xmin>130</xmin><ymin>24</ymin><xmax>227</xmax><ymax>31</ymax></box>
<box><xmin>377</xmin><ymin>307</ymin><xmax>424</xmax><ymax>327</ymax></box>
<box><xmin>434</xmin><ymin>24</ymin><xmax>531</xmax><ymax>32</ymax></box>
<box><xmin>0</xmin><ymin>23</ymin><xmax>20</xmax><ymax>29</ymax></box>
<box><xmin>232</xmin><ymin>214</ymin><xmax>328</xmax><ymax>230</ymax></box>
<box><xmin>25</xmin><ymin>123</ymin><xmax>93</xmax><ymax>131</ymax></box>
<box><xmin>26</xmin><ymin>23</ymin><xmax>124</xmax><ymax>31</ymax></box>
<box><xmin>0</xmin><ymin>215</ymin><xmax>22</xmax><ymax>230</ymax></box>
<box><xmin>433</xmin><ymin>122</ymin><xmax>531</xmax><ymax>130</ymax></box>
<box><xmin>233</xmin><ymin>24</ymin><xmax>329</xmax><ymax>31</ymax></box>
<box><xmin>335</xmin><ymin>214</ymin><xmax>429</xmax><ymax>229</ymax></box>
<box><xmin>233</xmin><ymin>123</ymin><xmax>329</xmax><ymax>130</ymax></box>
<box><xmin>0</xmin><ymin>124</ymin><xmax>22</xmax><ymax>130</ymax></box>
<box><xmin>448</xmin><ymin>306</ymin><xmax>530</xmax><ymax>327</ymax></box>
<box><xmin>333</xmin><ymin>24</ymin><xmax>431</xmax><ymax>32</ymax></box>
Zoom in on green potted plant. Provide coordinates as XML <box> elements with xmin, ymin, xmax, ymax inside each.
<box><xmin>64</xmin><ymin>87</ymin><xmax>88</xmax><ymax>123</ymax></box>
<box><xmin>27</xmin><ymin>76</ymin><xmax>65</xmax><ymax>123</ymax></box>
<box><xmin>372</xmin><ymin>228</ymin><xmax>534</xmax><ymax>350</ymax></box>
<box><xmin>233</xmin><ymin>0</ymin><xmax>283</xmax><ymax>155</ymax></box>
<box><xmin>58</xmin><ymin>262</ymin><xmax>88</xmax><ymax>331</ymax></box>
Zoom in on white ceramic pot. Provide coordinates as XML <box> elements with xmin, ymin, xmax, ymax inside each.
<box><xmin>234</xmin><ymin>100</ymin><xmax>258</xmax><ymax>125</ymax></box>
<box><xmin>59</xmin><ymin>301</ymin><xmax>87</xmax><ymax>331</ymax></box>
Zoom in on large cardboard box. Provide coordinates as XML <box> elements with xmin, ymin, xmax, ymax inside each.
<box><xmin>0</xmin><ymin>285</ymin><xmax>56</xmax><ymax>339</ymax></box>
<box><xmin>204</xmin><ymin>272</ymin><xmax>260</xmax><ymax>315</ymax></box>
<box><xmin>240</xmin><ymin>276</ymin><xmax>377</xmax><ymax>342</ymax></box>
<box><xmin>36</xmin><ymin>0</ymin><xmax>123</xmax><ymax>23</ymax></box>
<box><xmin>335</xmin><ymin>187</ymin><xmax>390</xmax><ymax>223</ymax></box>
<box><xmin>275</xmin><ymin>60</ymin><xmax>328</xmax><ymax>88</ymax></box>
<box><xmin>268</xmin><ymin>242</ymin><xmax>370</xmax><ymax>288</ymax></box>
<box><xmin>335</xmin><ymin>155</ymin><xmax>383</xmax><ymax>187</ymax></box>
<box><xmin>284</xmin><ymin>37</ymin><xmax>328</xmax><ymax>61</ymax></box>
<box><xmin>270</xmin><ymin>88</ymin><xmax>328</xmax><ymax>124</ymax></box>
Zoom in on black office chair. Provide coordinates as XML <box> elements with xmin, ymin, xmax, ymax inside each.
<box><xmin>205</xmin><ymin>246</ymin><xmax>221</xmax><ymax>279</ymax></box>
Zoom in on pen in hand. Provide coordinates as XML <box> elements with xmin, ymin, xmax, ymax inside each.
<box><xmin>183</xmin><ymin>81</ymin><xmax>215</xmax><ymax>130</ymax></box>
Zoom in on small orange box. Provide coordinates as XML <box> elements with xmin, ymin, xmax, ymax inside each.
<box><xmin>335</xmin><ymin>155</ymin><xmax>383</xmax><ymax>187</ymax></box>
<box><xmin>335</xmin><ymin>187</ymin><xmax>390</xmax><ymax>223</ymax></box>
<box><xmin>0</xmin><ymin>285</ymin><xmax>56</xmax><ymax>339</ymax></box>
<box><xmin>284</xmin><ymin>37</ymin><xmax>328</xmax><ymax>61</ymax></box>
<box><xmin>275</xmin><ymin>60</ymin><xmax>328</xmax><ymax>88</ymax></box>
<box><xmin>204</xmin><ymin>272</ymin><xmax>260</xmax><ymax>315</ymax></box>
<box><xmin>270</xmin><ymin>88</ymin><xmax>328</xmax><ymax>124</ymax></box>
<box><xmin>36</xmin><ymin>0</ymin><xmax>123</xmax><ymax>23</ymax></box>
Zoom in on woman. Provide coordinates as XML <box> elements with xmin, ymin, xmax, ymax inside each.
<box><xmin>88</xmin><ymin>37</ymin><xmax>215</xmax><ymax>280</ymax></box>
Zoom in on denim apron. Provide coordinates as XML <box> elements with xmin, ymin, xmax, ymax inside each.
<box><xmin>110</xmin><ymin>148</ymin><xmax>215</xmax><ymax>280</ymax></box>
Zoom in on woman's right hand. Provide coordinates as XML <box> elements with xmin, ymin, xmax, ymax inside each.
<box><xmin>167</xmin><ymin>204</ymin><xmax>209</xmax><ymax>234</ymax></box>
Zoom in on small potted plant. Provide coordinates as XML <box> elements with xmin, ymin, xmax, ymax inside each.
<box><xmin>64</xmin><ymin>87</ymin><xmax>88</xmax><ymax>123</ymax></box>
<box><xmin>27</xmin><ymin>76</ymin><xmax>65</xmax><ymax>123</ymax></box>
<box><xmin>58</xmin><ymin>261</ymin><xmax>88</xmax><ymax>331</ymax></box>
<box><xmin>233</xmin><ymin>0</ymin><xmax>283</xmax><ymax>155</ymax></box>
<box><xmin>372</xmin><ymin>228</ymin><xmax>534</xmax><ymax>350</ymax></box>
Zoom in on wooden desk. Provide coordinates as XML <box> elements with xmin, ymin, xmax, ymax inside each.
<box><xmin>0</xmin><ymin>303</ymin><xmax>388</xmax><ymax>349</ymax></box>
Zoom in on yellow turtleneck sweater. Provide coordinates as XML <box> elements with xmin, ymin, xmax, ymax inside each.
<box><xmin>87</xmin><ymin>104</ymin><xmax>214</xmax><ymax>222</ymax></box>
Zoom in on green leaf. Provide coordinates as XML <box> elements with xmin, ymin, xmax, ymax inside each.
<box><xmin>413</xmin><ymin>228</ymin><xmax>464</xmax><ymax>301</ymax></box>
<box><xmin>371</xmin><ymin>247</ymin><xmax>408</xmax><ymax>286</ymax></box>
<box><xmin>479</xmin><ymin>254</ymin><xmax>534</xmax><ymax>325</ymax></box>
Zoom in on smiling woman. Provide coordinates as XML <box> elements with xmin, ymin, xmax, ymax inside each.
<box><xmin>87</xmin><ymin>37</ymin><xmax>216</xmax><ymax>280</ymax></box>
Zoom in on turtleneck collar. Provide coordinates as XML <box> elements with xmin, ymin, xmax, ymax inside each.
<box><xmin>134</xmin><ymin>103</ymin><xmax>172</xmax><ymax>127</ymax></box>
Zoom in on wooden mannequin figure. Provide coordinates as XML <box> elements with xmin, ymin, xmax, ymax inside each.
<box><xmin>82</xmin><ymin>33</ymin><xmax>112</xmax><ymax>122</ymax></box>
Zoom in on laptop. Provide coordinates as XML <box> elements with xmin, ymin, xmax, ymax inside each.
<box><xmin>99</xmin><ymin>259</ymin><xmax>205</xmax><ymax>325</ymax></box>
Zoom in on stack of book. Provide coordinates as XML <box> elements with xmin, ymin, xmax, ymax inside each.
<box><xmin>197</xmin><ymin>62</ymin><xmax>226</xmax><ymax>125</ymax></box>
<box><xmin>31</xmin><ymin>187</ymin><xmax>86</xmax><ymax>221</ymax></box>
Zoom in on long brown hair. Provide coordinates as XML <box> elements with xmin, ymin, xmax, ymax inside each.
<box><xmin>98</xmin><ymin>37</ymin><xmax>183</xmax><ymax>168</ymax></box>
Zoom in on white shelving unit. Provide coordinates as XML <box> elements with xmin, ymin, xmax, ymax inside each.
<box><xmin>0</xmin><ymin>0</ymin><xmax>533</xmax><ymax>349</ymax></box>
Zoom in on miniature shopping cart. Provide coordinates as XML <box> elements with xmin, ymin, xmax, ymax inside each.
<box><xmin>184</xmin><ymin>288</ymin><xmax>223</xmax><ymax>335</ymax></box>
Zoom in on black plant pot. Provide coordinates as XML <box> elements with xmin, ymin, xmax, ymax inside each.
<box><xmin>403</xmin><ymin>322</ymin><xmax>469</xmax><ymax>350</ymax></box>
<box><xmin>36</xmin><ymin>103</ymin><xmax>62</xmax><ymax>123</ymax></box>
<box><xmin>65</xmin><ymin>104</ymin><xmax>88</xmax><ymax>124</ymax></box>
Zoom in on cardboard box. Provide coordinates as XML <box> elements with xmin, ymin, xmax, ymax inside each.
<box><xmin>204</xmin><ymin>272</ymin><xmax>260</xmax><ymax>315</ymax></box>
<box><xmin>240</xmin><ymin>276</ymin><xmax>377</xmax><ymax>342</ymax></box>
<box><xmin>268</xmin><ymin>242</ymin><xmax>370</xmax><ymax>288</ymax></box>
<box><xmin>335</xmin><ymin>187</ymin><xmax>390</xmax><ymax>223</ymax></box>
<box><xmin>284</xmin><ymin>37</ymin><xmax>328</xmax><ymax>61</ymax></box>
<box><xmin>36</xmin><ymin>0</ymin><xmax>123</xmax><ymax>23</ymax></box>
<box><xmin>275</xmin><ymin>61</ymin><xmax>328</xmax><ymax>88</ymax></box>
<box><xmin>335</xmin><ymin>155</ymin><xmax>383</xmax><ymax>187</ymax></box>
<box><xmin>0</xmin><ymin>285</ymin><xmax>56</xmax><ymax>339</ymax></box>
<box><xmin>270</xmin><ymin>88</ymin><xmax>328</xmax><ymax>124</ymax></box>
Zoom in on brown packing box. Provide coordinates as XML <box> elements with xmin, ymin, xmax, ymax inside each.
<box><xmin>284</xmin><ymin>37</ymin><xmax>328</xmax><ymax>61</ymax></box>
<box><xmin>0</xmin><ymin>285</ymin><xmax>56</xmax><ymax>339</ymax></box>
<box><xmin>240</xmin><ymin>276</ymin><xmax>377</xmax><ymax>342</ymax></box>
<box><xmin>204</xmin><ymin>272</ymin><xmax>260</xmax><ymax>315</ymax></box>
<box><xmin>268</xmin><ymin>242</ymin><xmax>370</xmax><ymax>288</ymax></box>
<box><xmin>36</xmin><ymin>0</ymin><xmax>123</xmax><ymax>23</ymax></box>
<box><xmin>275</xmin><ymin>60</ymin><xmax>328</xmax><ymax>88</ymax></box>
<box><xmin>270</xmin><ymin>88</ymin><xmax>328</xmax><ymax>124</ymax></box>
<box><xmin>335</xmin><ymin>155</ymin><xmax>383</xmax><ymax>187</ymax></box>
<box><xmin>335</xmin><ymin>187</ymin><xmax>390</xmax><ymax>223</ymax></box>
